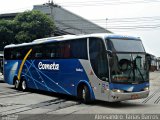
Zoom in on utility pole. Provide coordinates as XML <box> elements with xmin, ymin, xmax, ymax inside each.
<box><xmin>47</xmin><ymin>0</ymin><xmax>55</xmax><ymax>36</ymax></box>
<box><xmin>49</xmin><ymin>0</ymin><xmax>54</xmax><ymax>18</ymax></box>
<box><xmin>48</xmin><ymin>0</ymin><xmax>60</xmax><ymax>19</ymax></box>
<box><xmin>106</xmin><ymin>18</ymin><xmax>108</xmax><ymax>30</ymax></box>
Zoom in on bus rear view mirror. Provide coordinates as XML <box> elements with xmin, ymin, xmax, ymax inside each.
<box><xmin>106</xmin><ymin>50</ymin><xmax>113</xmax><ymax>57</ymax></box>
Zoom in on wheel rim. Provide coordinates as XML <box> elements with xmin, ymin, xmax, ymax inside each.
<box><xmin>82</xmin><ymin>88</ymin><xmax>86</xmax><ymax>100</ymax></box>
<box><xmin>22</xmin><ymin>81</ymin><xmax>26</xmax><ymax>90</ymax></box>
<box><xmin>15</xmin><ymin>80</ymin><xmax>19</xmax><ymax>89</ymax></box>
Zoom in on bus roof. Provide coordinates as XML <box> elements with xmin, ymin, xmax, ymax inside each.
<box><xmin>4</xmin><ymin>33</ymin><xmax>140</xmax><ymax>48</ymax></box>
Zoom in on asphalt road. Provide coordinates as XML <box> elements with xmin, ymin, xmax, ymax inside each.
<box><xmin>0</xmin><ymin>72</ymin><xmax>160</xmax><ymax>120</ymax></box>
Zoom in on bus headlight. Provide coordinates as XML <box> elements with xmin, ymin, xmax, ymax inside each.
<box><xmin>112</xmin><ymin>89</ymin><xmax>124</xmax><ymax>93</ymax></box>
<box><xmin>143</xmin><ymin>87</ymin><xmax>149</xmax><ymax>91</ymax></box>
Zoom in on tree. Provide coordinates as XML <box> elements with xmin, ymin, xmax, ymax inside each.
<box><xmin>0</xmin><ymin>10</ymin><xmax>55</xmax><ymax>50</ymax></box>
<box><xmin>14</xmin><ymin>10</ymin><xmax>55</xmax><ymax>43</ymax></box>
<box><xmin>0</xmin><ymin>20</ymin><xmax>15</xmax><ymax>50</ymax></box>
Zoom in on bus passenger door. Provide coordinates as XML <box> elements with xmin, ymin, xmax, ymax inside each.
<box><xmin>89</xmin><ymin>37</ymin><xmax>110</xmax><ymax>101</ymax></box>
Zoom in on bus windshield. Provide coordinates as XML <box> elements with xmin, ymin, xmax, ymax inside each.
<box><xmin>107</xmin><ymin>39</ymin><xmax>145</xmax><ymax>53</ymax></box>
<box><xmin>106</xmin><ymin>39</ymin><xmax>149</xmax><ymax>84</ymax></box>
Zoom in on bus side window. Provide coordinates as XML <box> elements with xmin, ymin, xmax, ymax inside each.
<box><xmin>4</xmin><ymin>48</ymin><xmax>11</xmax><ymax>60</ymax></box>
<box><xmin>69</xmin><ymin>38</ymin><xmax>88</xmax><ymax>59</ymax></box>
<box><xmin>45</xmin><ymin>43</ymin><xmax>58</xmax><ymax>59</ymax></box>
<box><xmin>62</xmin><ymin>43</ymin><xmax>71</xmax><ymax>58</ymax></box>
<box><xmin>16</xmin><ymin>52</ymin><xmax>21</xmax><ymax>59</ymax></box>
<box><xmin>58</xmin><ymin>42</ymin><xmax>71</xmax><ymax>58</ymax></box>
<box><xmin>33</xmin><ymin>45</ymin><xmax>44</xmax><ymax>59</ymax></box>
<box><xmin>89</xmin><ymin>37</ymin><xmax>109</xmax><ymax>81</ymax></box>
<box><xmin>44</xmin><ymin>39</ymin><xmax>88</xmax><ymax>60</ymax></box>
<box><xmin>35</xmin><ymin>53</ymin><xmax>42</xmax><ymax>58</ymax></box>
<box><xmin>11</xmin><ymin>49</ymin><xmax>17</xmax><ymax>60</ymax></box>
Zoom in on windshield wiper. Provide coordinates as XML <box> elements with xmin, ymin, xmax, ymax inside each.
<box><xmin>129</xmin><ymin>59</ymin><xmax>145</xmax><ymax>82</ymax></box>
<box><xmin>133</xmin><ymin>61</ymin><xmax>145</xmax><ymax>81</ymax></box>
<box><xmin>127</xmin><ymin>54</ymin><xmax>145</xmax><ymax>82</ymax></box>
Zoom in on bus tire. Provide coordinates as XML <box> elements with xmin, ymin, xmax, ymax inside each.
<box><xmin>21</xmin><ymin>79</ymin><xmax>27</xmax><ymax>92</ymax></box>
<box><xmin>14</xmin><ymin>80</ymin><xmax>20</xmax><ymax>90</ymax></box>
<box><xmin>78</xmin><ymin>85</ymin><xmax>91</xmax><ymax>104</ymax></box>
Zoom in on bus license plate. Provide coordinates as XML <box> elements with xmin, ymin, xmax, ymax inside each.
<box><xmin>131</xmin><ymin>94</ymin><xmax>139</xmax><ymax>99</ymax></box>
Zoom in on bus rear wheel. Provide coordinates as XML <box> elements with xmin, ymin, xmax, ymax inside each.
<box><xmin>14</xmin><ymin>80</ymin><xmax>20</xmax><ymax>90</ymax></box>
<box><xmin>21</xmin><ymin>79</ymin><xmax>27</xmax><ymax>92</ymax></box>
<box><xmin>78</xmin><ymin>85</ymin><xmax>91</xmax><ymax>103</ymax></box>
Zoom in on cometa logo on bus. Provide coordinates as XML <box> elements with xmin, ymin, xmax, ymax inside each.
<box><xmin>38</xmin><ymin>62</ymin><xmax>59</xmax><ymax>70</ymax></box>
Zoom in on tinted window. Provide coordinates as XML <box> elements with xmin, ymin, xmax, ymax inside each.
<box><xmin>4</xmin><ymin>46</ymin><xmax>32</xmax><ymax>60</ymax></box>
<box><xmin>4</xmin><ymin>48</ymin><xmax>11</xmax><ymax>60</ymax></box>
<box><xmin>69</xmin><ymin>38</ymin><xmax>88</xmax><ymax>59</ymax></box>
<box><xmin>4</xmin><ymin>38</ymin><xmax>88</xmax><ymax>60</ymax></box>
<box><xmin>4</xmin><ymin>48</ymin><xmax>21</xmax><ymax>60</ymax></box>
<box><xmin>89</xmin><ymin>37</ymin><xmax>109</xmax><ymax>81</ymax></box>
<box><xmin>43</xmin><ymin>38</ymin><xmax>88</xmax><ymax>59</ymax></box>
<box><xmin>32</xmin><ymin>45</ymin><xmax>44</xmax><ymax>59</ymax></box>
<box><xmin>106</xmin><ymin>39</ymin><xmax>145</xmax><ymax>52</ymax></box>
<box><xmin>45</xmin><ymin>43</ymin><xmax>58</xmax><ymax>59</ymax></box>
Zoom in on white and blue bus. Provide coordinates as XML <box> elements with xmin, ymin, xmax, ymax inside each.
<box><xmin>4</xmin><ymin>33</ymin><xmax>149</xmax><ymax>103</ymax></box>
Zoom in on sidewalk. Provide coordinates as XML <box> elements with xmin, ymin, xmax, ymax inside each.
<box><xmin>150</xmin><ymin>71</ymin><xmax>160</xmax><ymax>80</ymax></box>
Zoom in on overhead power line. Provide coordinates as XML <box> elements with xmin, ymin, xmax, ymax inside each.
<box><xmin>55</xmin><ymin>16</ymin><xmax>160</xmax><ymax>31</ymax></box>
<box><xmin>55</xmin><ymin>0</ymin><xmax>160</xmax><ymax>7</ymax></box>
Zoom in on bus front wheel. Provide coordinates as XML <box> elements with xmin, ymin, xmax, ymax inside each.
<box><xmin>78</xmin><ymin>85</ymin><xmax>91</xmax><ymax>103</ymax></box>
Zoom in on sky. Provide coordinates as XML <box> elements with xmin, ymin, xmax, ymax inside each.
<box><xmin>0</xmin><ymin>0</ymin><xmax>160</xmax><ymax>57</ymax></box>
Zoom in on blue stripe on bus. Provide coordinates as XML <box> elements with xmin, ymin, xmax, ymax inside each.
<box><xmin>4</xmin><ymin>59</ymin><xmax>95</xmax><ymax>99</ymax></box>
<box><xmin>24</xmin><ymin>60</ymin><xmax>39</xmax><ymax>89</ymax></box>
<box><xmin>21</xmin><ymin>72</ymin><xmax>56</xmax><ymax>92</ymax></box>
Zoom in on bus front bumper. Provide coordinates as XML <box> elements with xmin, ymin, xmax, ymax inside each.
<box><xmin>108</xmin><ymin>90</ymin><xmax>149</xmax><ymax>102</ymax></box>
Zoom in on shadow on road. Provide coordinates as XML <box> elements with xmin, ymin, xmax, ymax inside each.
<box><xmin>0</xmin><ymin>80</ymin><xmax>4</xmax><ymax>83</ymax></box>
<box><xmin>10</xmin><ymin>87</ymin><xmax>78</xmax><ymax>101</ymax></box>
<box><xmin>91</xmin><ymin>100</ymin><xmax>147</xmax><ymax>108</ymax></box>
<box><xmin>9</xmin><ymin>87</ymin><xmax>148</xmax><ymax>108</ymax></box>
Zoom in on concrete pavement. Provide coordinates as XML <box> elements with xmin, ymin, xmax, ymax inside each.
<box><xmin>1</xmin><ymin>71</ymin><xmax>160</xmax><ymax>119</ymax></box>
